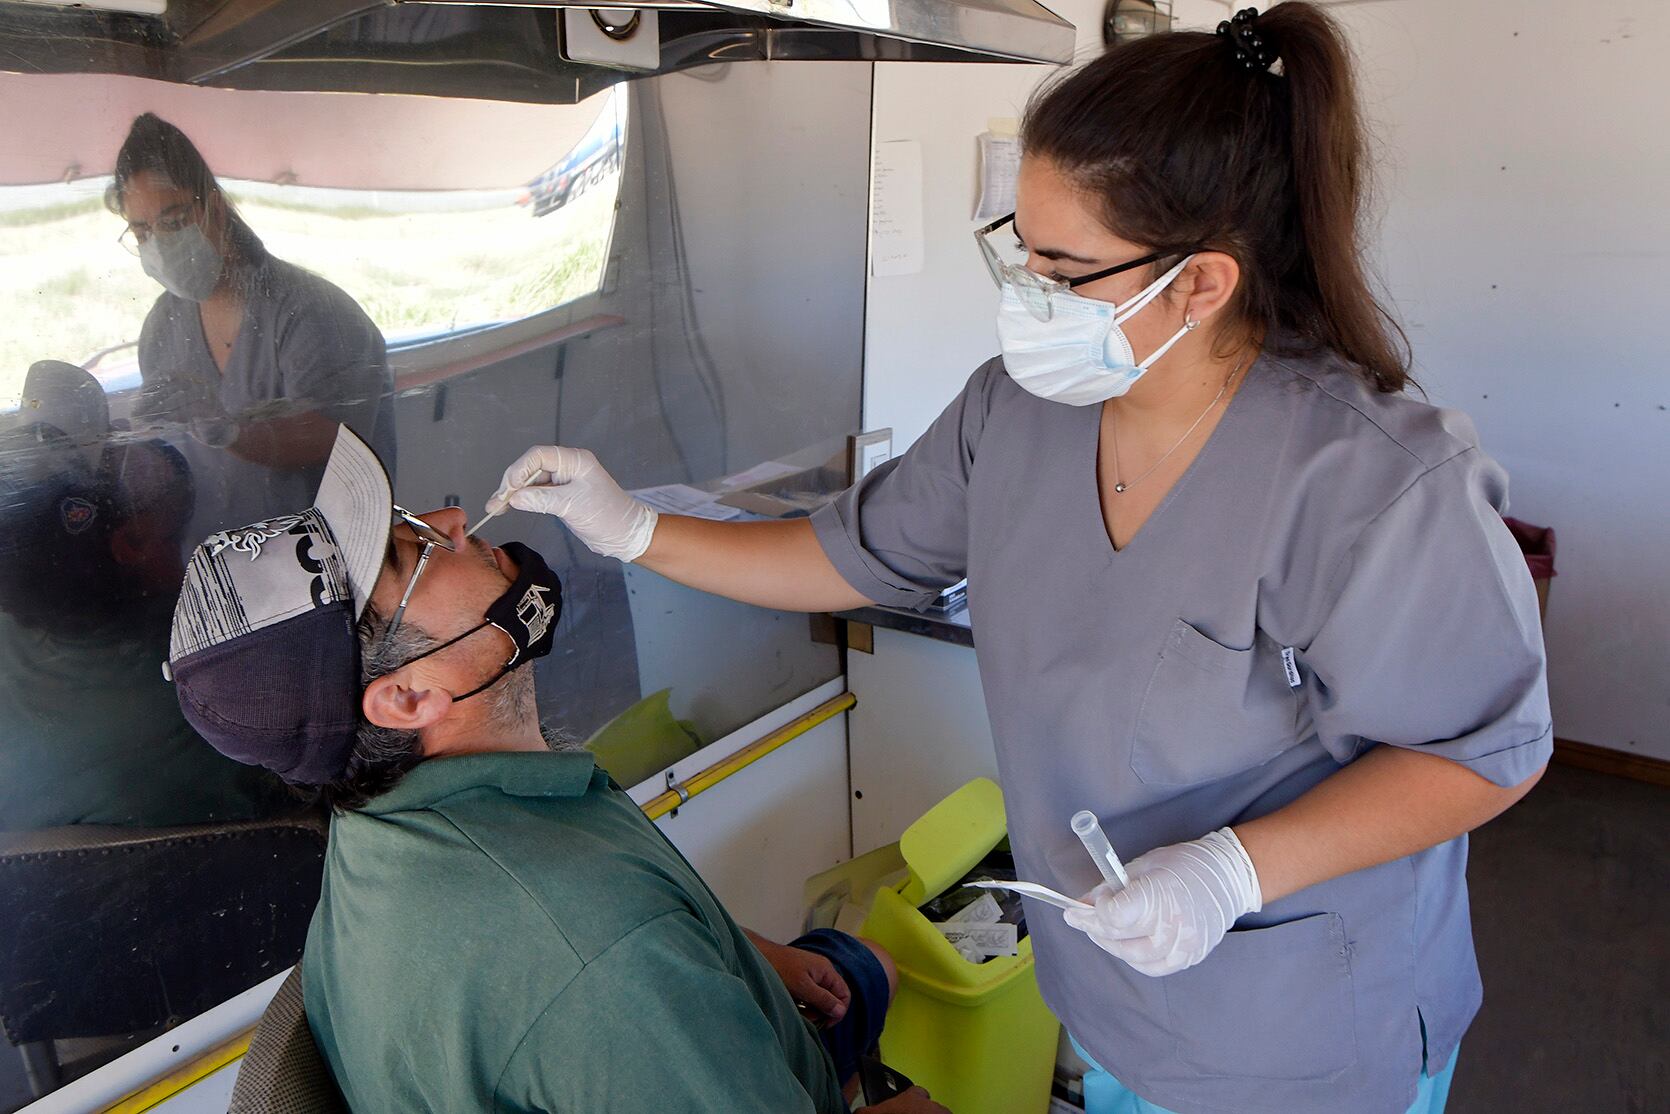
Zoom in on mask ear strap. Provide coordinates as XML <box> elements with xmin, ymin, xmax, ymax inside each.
<box><xmin>484</xmin><ymin>619</ymin><xmax>524</xmax><ymax>669</ymax></box>
<box><xmin>449</xmin><ymin>664</ymin><xmax>514</xmax><ymax>703</ymax></box>
<box><xmin>404</xmin><ymin>622</ymin><xmax>520</xmax><ymax>703</ymax></box>
<box><xmin>390</xmin><ymin>620</ymin><xmax>490</xmax><ymax>671</ymax></box>
<box><xmin>1113</xmin><ymin>254</ymin><xmax>1195</xmax><ymax>326</ymax></box>
<box><xmin>1135</xmin><ymin>315</ymin><xmax>1201</xmax><ymax>371</ymax></box>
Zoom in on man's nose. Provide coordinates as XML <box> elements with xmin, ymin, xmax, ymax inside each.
<box><xmin>420</xmin><ymin>506</ymin><xmax>468</xmax><ymax>548</ymax></box>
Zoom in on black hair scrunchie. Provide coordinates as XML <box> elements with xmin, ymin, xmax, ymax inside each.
<box><xmin>1217</xmin><ymin>7</ymin><xmax>1279</xmax><ymax>73</ymax></box>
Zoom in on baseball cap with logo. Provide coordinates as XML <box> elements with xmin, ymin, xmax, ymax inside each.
<box><xmin>16</xmin><ymin>360</ymin><xmax>110</xmax><ymax>471</ymax></box>
<box><xmin>0</xmin><ymin>422</ymin><xmax>120</xmax><ymax>630</ymax></box>
<box><xmin>165</xmin><ymin>426</ymin><xmax>392</xmax><ymax>785</ymax></box>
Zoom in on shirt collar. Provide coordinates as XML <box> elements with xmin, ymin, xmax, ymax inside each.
<box><xmin>358</xmin><ymin>750</ymin><xmax>602</xmax><ymax>815</ymax></box>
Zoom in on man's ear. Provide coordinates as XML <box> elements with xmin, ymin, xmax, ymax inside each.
<box><xmin>362</xmin><ymin>671</ymin><xmax>454</xmax><ymax>734</ymax></box>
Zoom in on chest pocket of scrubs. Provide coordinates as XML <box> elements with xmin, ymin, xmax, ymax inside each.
<box><xmin>1130</xmin><ymin>619</ymin><xmax>1299</xmax><ymax>786</ymax></box>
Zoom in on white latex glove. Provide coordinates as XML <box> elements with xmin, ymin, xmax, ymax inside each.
<box><xmin>1062</xmin><ymin>827</ymin><xmax>1263</xmax><ymax>977</ymax></box>
<box><xmin>486</xmin><ymin>445</ymin><xmax>659</xmax><ymax>562</ymax></box>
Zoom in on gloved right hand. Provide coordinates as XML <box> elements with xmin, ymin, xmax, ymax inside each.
<box><xmin>867</xmin><ymin>1086</ymin><xmax>950</xmax><ymax>1113</ymax></box>
<box><xmin>487</xmin><ymin>445</ymin><xmax>659</xmax><ymax>563</ymax></box>
<box><xmin>1062</xmin><ymin>826</ymin><xmax>1262</xmax><ymax>977</ymax></box>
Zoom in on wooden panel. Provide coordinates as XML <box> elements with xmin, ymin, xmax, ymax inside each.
<box><xmin>1552</xmin><ymin>737</ymin><xmax>1670</xmax><ymax>789</ymax></box>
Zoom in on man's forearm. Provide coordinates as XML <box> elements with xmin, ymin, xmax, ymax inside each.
<box><xmin>1233</xmin><ymin>744</ymin><xmax>1545</xmax><ymax>904</ymax></box>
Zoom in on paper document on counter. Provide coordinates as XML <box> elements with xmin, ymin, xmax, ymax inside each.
<box><xmin>631</xmin><ymin>483</ymin><xmax>743</xmax><ymax>521</ymax></box>
<box><xmin>720</xmin><ymin>460</ymin><xmax>804</xmax><ymax>490</ymax></box>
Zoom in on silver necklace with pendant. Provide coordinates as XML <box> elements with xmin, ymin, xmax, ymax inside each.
<box><xmin>1109</xmin><ymin>355</ymin><xmax>1247</xmax><ymax>495</ymax></box>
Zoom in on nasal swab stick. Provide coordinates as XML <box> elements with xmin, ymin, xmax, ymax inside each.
<box><xmin>466</xmin><ymin>509</ymin><xmax>501</xmax><ymax>538</ymax></box>
<box><xmin>963</xmin><ymin>879</ymin><xmax>1091</xmax><ymax>913</ymax></box>
<box><xmin>1072</xmin><ymin>810</ymin><xmax>1129</xmax><ymax>892</ymax></box>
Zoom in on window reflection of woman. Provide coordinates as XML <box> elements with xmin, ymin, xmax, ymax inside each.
<box><xmin>108</xmin><ymin>113</ymin><xmax>395</xmax><ymax>537</ymax></box>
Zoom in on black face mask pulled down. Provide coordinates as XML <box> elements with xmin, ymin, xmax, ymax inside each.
<box><xmin>396</xmin><ymin>542</ymin><xmax>564</xmax><ymax>701</ymax></box>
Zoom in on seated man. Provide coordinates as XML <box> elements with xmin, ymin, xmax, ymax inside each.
<box><xmin>163</xmin><ymin>427</ymin><xmax>943</xmax><ymax>1113</ymax></box>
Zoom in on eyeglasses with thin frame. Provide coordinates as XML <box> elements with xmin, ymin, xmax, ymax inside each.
<box><xmin>381</xmin><ymin>506</ymin><xmax>457</xmax><ymax>648</ymax></box>
<box><xmin>118</xmin><ymin>202</ymin><xmax>200</xmax><ymax>257</ymax></box>
<box><xmin>974</xmin><ymin>212</ymin><xmax>1166</xmax><ymax>322</ymax></box>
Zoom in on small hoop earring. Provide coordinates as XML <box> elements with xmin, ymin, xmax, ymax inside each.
<box><xmin>1184</xmin><ymin>313</ymin><xmax>1200</xmax><ymax>331</ymax></box>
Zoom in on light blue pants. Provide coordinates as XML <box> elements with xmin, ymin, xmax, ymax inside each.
<box><xmin>1069</xmin><ymin>1035</ymin><xmax>1459</xmax><ymax>1114</ymax></box>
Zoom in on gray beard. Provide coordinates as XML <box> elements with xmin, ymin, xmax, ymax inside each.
<box><xmin>481</xmin><ymin>664</ymin><xmax>582</xmax><ymax>752</ymax></box>
<box><xmin>483</xmin><ymin>664</ymin><xmax>536</xmax><ymax>733</ymax></box>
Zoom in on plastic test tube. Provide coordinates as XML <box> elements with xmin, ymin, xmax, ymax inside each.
<box><xmin>1071</xmin><ymin>810</ymin><xmax>1130</xmax><ymax>892</ymax></box>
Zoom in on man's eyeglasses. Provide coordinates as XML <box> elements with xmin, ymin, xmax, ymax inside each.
<box><xmin>974</xmin><ymin>212</ymin><xmax>1166</xmax><ymax>322</ymax></box>
<box><xmin>381</xmin><ymin>506</ymin><xmax>456</xmax><ymax>647</ymax></box>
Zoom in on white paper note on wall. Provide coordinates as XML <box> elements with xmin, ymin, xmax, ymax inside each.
<box><xmin>871</xmin><ymin>139</ymin><xmax>925</xmax><ymax>277</ymax></box>
<box><xmin>973</xmin><ymin>133</ymin><xmax>1021</xmax><ymax>221</ymax></box>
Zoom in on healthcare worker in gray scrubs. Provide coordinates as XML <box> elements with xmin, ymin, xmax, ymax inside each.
<box><xmin>486</xmin><ymin>6</ymin><xmax>1550</xmax><ymax>1113</ymax></box>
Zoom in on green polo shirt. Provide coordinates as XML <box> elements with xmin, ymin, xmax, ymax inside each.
<box><xmin>302</xmin><ymin>751</ymin><xmax>844</xmax><ymax>1113</ymax></box>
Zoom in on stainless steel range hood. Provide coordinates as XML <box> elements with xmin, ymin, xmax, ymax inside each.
<box><xmin>0</xmin><ymin>0</ymin><xmax>1075</xmax><ymax>103</ymax></box>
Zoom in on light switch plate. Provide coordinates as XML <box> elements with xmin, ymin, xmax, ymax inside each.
<box><xmin>848</xmin><ymin>428</ymin><xmax>893</xmax><ymax>484</ymax></box>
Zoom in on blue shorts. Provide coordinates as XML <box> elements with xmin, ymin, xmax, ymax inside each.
<box><xmin>789</xmin><ymin>928</ymin><xmax>891</xmax><ymax>1085</ymax></box>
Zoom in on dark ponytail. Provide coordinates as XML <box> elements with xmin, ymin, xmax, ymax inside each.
<box><xmin>1022</xmin><ymin>2</ymin><xmax>1411</xmax><ymax>393</ymax></box>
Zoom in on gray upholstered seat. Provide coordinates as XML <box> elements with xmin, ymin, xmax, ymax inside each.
<box><xmin>229</xmin><ymin>966</ymin><xmax>347</xmax><ymax>1114</ymax></box>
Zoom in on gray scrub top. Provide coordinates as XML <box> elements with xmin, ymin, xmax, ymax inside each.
<box><xmin>811</xmin><ymin>349</ymin><xmax>1552</xmax><ymax>1114</ymax></box>
<box><xmin>137</xmin><ymin>253</ymin><xmax>396</xmax><ymax>540</ymax></box>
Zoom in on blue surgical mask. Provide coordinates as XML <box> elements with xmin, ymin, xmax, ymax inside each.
<box><xmin>996</xmin><ymin>254</ymin><xmax>1197</xmax><ymax>406</ymax></box>
<box><xmin>138</xmin><ymin>224</ymin><xmax>223</xmax><ymax>303</ymax></box>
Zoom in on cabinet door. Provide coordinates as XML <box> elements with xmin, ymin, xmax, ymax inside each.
<box><xmin>650</xmin><ymin>679</ymin><xmax>855</xmax><ymax>941</ymax></box>
<box><xmin>847</xmin><ymin>628</ymin><xmax>998</xmax><ymax>855</ymax></box>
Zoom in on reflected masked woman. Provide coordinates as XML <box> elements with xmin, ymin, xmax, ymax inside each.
<box><xmin>108</xmin><ymin>112</ymin><xmax>396</xmax><ymax>539</ymax></box>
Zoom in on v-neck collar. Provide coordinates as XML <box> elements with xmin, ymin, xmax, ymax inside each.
<box><xmin>1078</xmin><ymin>355</ymin><xmax>1267</xmax><ymax>566</ymax></box>
<box><xmin>186</xmin><ymin>260</ymin><xmax>262</xmax><ymax>375</ymax></box>
<box><xmin>192</xmin><ymin>302</ymin><xmax>248</xmax><ymax>376</ymax></box>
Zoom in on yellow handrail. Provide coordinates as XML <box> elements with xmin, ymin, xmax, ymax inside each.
<box><xmin>641</xmin><ymin>692</ymin><xmax>856</xmax><ymax>820</ymax></box>
<box><xmin>102</xmin><ymin>1029</ymin><xmax>253</xmax><ymax>1113</ymax></box>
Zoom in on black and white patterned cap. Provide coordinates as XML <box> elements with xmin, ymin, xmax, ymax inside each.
<box><xmin>165</xmin><ymin>426</ymin><xmax>392</xmax><ymax>785</ymax></box>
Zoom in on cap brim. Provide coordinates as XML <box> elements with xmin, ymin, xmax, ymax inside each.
<box><xmin>313</xmin><ymin>426</ymin><xmax>391</xmax><ymax>620</ymax></box>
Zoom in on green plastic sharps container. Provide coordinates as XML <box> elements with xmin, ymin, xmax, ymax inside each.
<box><xmin>860</xmin><ymin>779</ymin><xmax>1061</xmax><ymax>1114</ymax></box>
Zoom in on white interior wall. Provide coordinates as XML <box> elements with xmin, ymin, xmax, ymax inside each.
<box><xmin>864</xmin><ymin>0</ymin><xmax>1668</xmax><ymax>760</ymax></box>
<box><xmin>1325</xmin><ymin>0</ymin><xmax>1668</xmax><ymax>760</ymax></box>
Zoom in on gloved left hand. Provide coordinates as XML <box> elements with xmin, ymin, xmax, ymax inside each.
<box><xmin>1062</xmin><ymin>827</ymin><xmax>1262</xmax><ymax>977</ymax></box>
